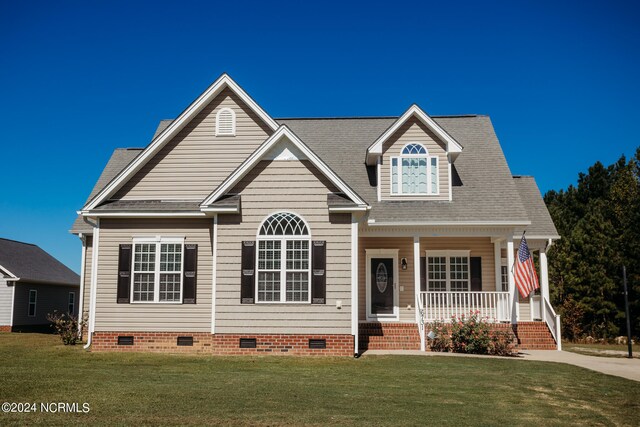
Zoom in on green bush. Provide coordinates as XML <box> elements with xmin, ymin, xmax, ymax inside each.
<box><xmin>450</xmin><ymin>312</ymin><xmax>492</xmax><ymax>354</ymax></box>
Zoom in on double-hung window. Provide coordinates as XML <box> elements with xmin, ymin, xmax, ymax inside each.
<box><xmin>28</xmin><ymin>290</ymin><xmax>37</xmax><ymax>317</ymax></box>
<box><xmin>68</xmin><ymin>292</ymin><xmax>75</xmax><ymax>315</ymax></box>
<box><xmin>132</xmin><ymin>237</ymin><xmax>184</xmax><ymax>303</ymax></box>
<box><xmin>256</xmin><ymin>212</ymin><xmax>311</xmax><ymax>303</ymax></box>
<box><xmin>426</xmin><ymin>251</ymin><xmax>470</xmax><ymax>292</ymax></box>
<box><xmin>391</xmin><ymin>143</ymin><xmax>439</xmax><ymax>195</ymax></box>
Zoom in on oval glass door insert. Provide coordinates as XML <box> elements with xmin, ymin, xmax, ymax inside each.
<box><xmin>376</xmin><ymin>263</ymin><xmax>388</xmax><ymax>293</ymax></box>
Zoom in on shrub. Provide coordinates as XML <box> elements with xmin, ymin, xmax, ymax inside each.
<box><xmin>428</xmin><ymin>320</ymin><xmax>451</xmax><ymax>352</ymax></box>
<box><xmin>47</xmin><ymin>311</ymin><xmax>86</xmax><ymax>345</ymax></box>
<box><xmin>489</xmin><ymin>330</ymin><xmax>518</xmax><ymax>356</ymax></box>
<box><xmin>450</xmin><ymin>312</ymin><xmax>492</xmax><ymax>354</ymax></box>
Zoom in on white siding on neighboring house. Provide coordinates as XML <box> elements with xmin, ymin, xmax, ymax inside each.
<box><xmin>0</xmin><ymin>278</ymin><xmax>13</xmax><ymax>326</ymax></box>
<box><xmin>380</xmin><ymin>117</ymin><xmax>450</xmax><ymax>200</ymax></box>
<box><xmin>94</xmin><ymin>219</ymin><xmax>213</xmax><ymax>332</ymax></box>
<box><xmin>114</xmin><ymin>88</ymin><xmax>273</xmax><ymax>200</ymax></box>
<box><xmin>216</xmin><ymin>159</ymin><xmax>352</xmax><ymax>334</ymax></box>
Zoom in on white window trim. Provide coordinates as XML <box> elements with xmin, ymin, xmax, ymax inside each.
<box><xmin>68</xmin><ymin>292</ymin><xmax>75</xmax><ymax>315</ymax></box>
<box><xmin>425</xmin><ymin>250</ymin><xmax>471</xmax><ymax>292</ymax></box>
<box><xmin>390</xmin><ymin>143</ymin><xmax>440</xmax><ymax>196</ymax></box>
<box><xmin>215</xmin><ymin>107</ymin><xmax>236</xmax><ymax>136</ymax></box>
<box><xmin>130</xmin><ymin>236</ymin><xmax>185</xmax><ymax>304</ymax></box>
<box><xmin>28</xmin><ymin>289</ymin><xmax>37</xmax><ymax>317</ymax></box>
<box><xmin>255</xmin><ymin>212</ymin><xmax>312</xmax><ymax>304</ymax></box>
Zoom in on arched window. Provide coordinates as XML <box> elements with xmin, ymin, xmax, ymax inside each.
<box><xmin>391</xmin><ymin>143</ymin><xmax>438</xmax><ymax>195</ymax></box>
<box><xmin>215</xmin><ymin>107</ymin><xmax>236</xmax><ymax>136</ymax></box>
<box><xmin>256</xmin><ymin>212</ymin><xmax>310</xmax><ymax>303</ymax></box>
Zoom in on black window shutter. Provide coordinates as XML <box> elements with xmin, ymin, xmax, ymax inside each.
<box><xmin>117</xmin><ymin>244</ymin><xmax>132</xmax><ymax>303</ymax></box>
<box><xmin>470</xmin><ymin>257</ymin><xmax>482</xmax><ymax>292</ymax></box>
<box><xmin>420</xmin><ymin>256</ymin><xmax>426</xmax><ymax>292</ymax></box>
<box><xmin>241</xmin><ymin>241</ymin><xmax>255</xmax><ymax>304</ymax></box>
<box><xmin>311</xmin><ymin>241</ymin><xmax>326</xmax><ymax>304</ymax></box>
<box><xmin>183</xmin><ymin>244</ymin><xmax>198</xmax><ymax>304</ymax></box>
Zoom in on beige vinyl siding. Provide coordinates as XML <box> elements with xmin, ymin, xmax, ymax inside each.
<box><xmin>12</xmin><ymin>283</ymin><xmax>79</xmax><ymax>326</ymax></box>
<box><xmin>114</xmin><ymin>88</ymin><xmax>273</xmax><ymax>200</ymax></box>
<box><xmin>82</xmin><ymin>236</ymin><xmax>93</xmax><ymax>319</ymax></box>
<box><xmin>358</xmin><ymin>237</ymin><xmax>416</xmax><ymax>322</ymax></box>
<box><xmin>380</xmin><ymin>117</ymin><xmax>450</xmax><ymax>200</ymax></box>
<box><xmin>0</xmin><ymin>278</ymin><xmax>13</xmax><ymax>325</ymax></box>
<box><xmin>216</xmin><ymin>159</ymin><xmax>352</xmax><ymax>334</ymax></box>
<box><xmin>421</xmin><ymin>237</ymin><xmax>496</xmax><ymax>292</ymax></box>
<box><xmin>518</xmin><ymin>300</ymin><xmax>532</xmax><ymax>321</ymax></box>
<box><xmin>94</xmin><ymin>219</ymin><xmax>212</xmax><ymax>332</ymax></box>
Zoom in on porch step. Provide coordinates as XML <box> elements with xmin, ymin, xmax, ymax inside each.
<box><xmin>359</xmin><ymin>323</ymin><xmax>421</xmax><ymax>351</ymax></box>
<box><xmin>513</xmin><ymin>322</ymin><xmax>557</xmax><ymax>350</ymax></box>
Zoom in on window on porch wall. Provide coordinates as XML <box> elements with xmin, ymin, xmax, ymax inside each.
<box><xmin>426</xmin><ymin>253</ymin><xmax>470</xmax><ymax>292</ymax></box>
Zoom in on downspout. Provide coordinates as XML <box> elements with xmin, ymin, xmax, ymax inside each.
<box><xmin>77</xmin><ymin>234</ymin><xmax>87</xmax><ymax>337</ymax></box>
<box><xmin>351</xmin><ymin>215</ymin><xmax>359</xmax><ymax>357</ymax></box>
<box><xmin>84</xmin><ymin>220</ymin><xmax>100</xmax><ymax>349</ymax></box>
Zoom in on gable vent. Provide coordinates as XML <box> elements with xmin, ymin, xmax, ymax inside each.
<box><xmin>216</xmin><ymin>108</ymin><xmax>236</xmax><ymax>136</ymax></box>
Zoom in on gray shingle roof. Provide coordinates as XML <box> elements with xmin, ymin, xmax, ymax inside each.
<box><xmin>279</xmin><ymin>116</ymin><xmax>531</xmax><ymax>224</ymax></box>
<box><xmin>512</xmin><ymin>176</ymin><xmax>559</xmax><ymax>238</ymax></box>
<box><xmin>70</xmin><ymin>148</ymin><xmax>143</xmax><ymax>234</ymax></box>
<box><xmin>92</xmin><ymin>200</ymin><xmax>201</xmax><ymax>212</ymax></box>
<box><xmin>72</xmin><ymin>115</ymin><xmax>557</xmax><ymax>237</ymax></box>
<box><xmin>0</xmin><ymin>238</ymin><xmax>79</xmax><ymax>286</ymax></box>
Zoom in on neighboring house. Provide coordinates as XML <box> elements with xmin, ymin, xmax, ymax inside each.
<box><xmin>71</xmin><ymin>74</ymin><xmax>560</xmax><ymax>355</ymax></box>
<box><xmin>0</xmin><ymin>238</ymin><xmax>80</xmax><ymax>332</ymax></box>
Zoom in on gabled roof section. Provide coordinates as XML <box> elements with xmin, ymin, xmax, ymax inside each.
<box><xmin>512</xmin><ymin>176</ymin><xmax>560</xmax><ymax>239</ymax></box>
<box><xmin>0</xmin><ymin>238</ymin><xmax>79</xmax><ymax>286</ymax></box>
<box><xmin>201</xmin><ymin>125</ymin><xmax>368</xmax><ymax>209</ymax></box>
<box><xmin>82</xmin><ymin>73</ymin><xmax>279</xmax><ymax>211</ymax></box>
<box><xmin>365</xmin><ymin>104</ymin><xmax>463</xmax><ymax>165</ymax></box>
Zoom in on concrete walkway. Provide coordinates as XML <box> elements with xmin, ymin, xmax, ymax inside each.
<box><xmin>363</xmin><ymin>349</ymin><xmax>640</xmax><ymax>382</ymax></box>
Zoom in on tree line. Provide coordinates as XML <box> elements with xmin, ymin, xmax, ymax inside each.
<box><xmin>544</xmin><ymin>148</ymin><xmax>639</xmax><ymax>340</ymax></box>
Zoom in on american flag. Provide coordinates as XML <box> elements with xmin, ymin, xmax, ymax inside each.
<box><xmin>514</xmin><ymin>234</ymin><xmax>539</xmax><ymax>298</ymax></box>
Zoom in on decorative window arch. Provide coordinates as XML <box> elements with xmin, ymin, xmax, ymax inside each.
<box><xmin>391</xmin><ymin>142</ymin><xmax>439</xmax><ymax>195</ymax></box>
<box><xmin>215</xmin><ymin>107</ymin><xmax>236</xmax><ymax>136</ymax></box>
<box><xmin>256</xmin><ymin>212</ymin><xmax>311</xmax><ymax>303</ymax></box>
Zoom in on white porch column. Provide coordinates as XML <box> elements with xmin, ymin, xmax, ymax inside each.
<box><xmin>493</xmin><ymin>239</ymin><xmax>502</xmax><ymax>292</ymax></box>
<box><xmin>506</xmin><ymin>238</ymin><xmax>518</xmax><ymax>324</ymax></box>
<box><xmin>413</xmin><ymin>235</ymin><xmax>425</xmax><ymax>351</ymax></box>
<box><xmin>539</xmin><ymin>246</ymin><xmax>549</xmax><ymax>322</ymax></box>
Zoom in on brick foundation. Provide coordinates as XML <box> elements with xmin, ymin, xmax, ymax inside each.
<box><xmin>91</xmin><ymin>332</ymin><xmax>354</xmax><ymax>356</ymax></box>
<box><xmin>0</xmin><ymin>325</ymin><xmax>11</xmax><ymax>332</ymax></box>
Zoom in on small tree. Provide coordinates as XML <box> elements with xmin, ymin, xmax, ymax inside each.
<box><xmin>47</xmin><ymin>311</ymin><xmax>86</xmax><ymax>345</ymax></box>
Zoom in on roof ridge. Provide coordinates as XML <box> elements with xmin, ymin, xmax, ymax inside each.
<box><xmin>0</xmin><ymin>237</ymin><xmax>37</xmax><ymax>246</ymax></box>
<box><xmin>276</xmin><ymin>114</ymin><xmax>482</xmax><ymax>120</ymax></box>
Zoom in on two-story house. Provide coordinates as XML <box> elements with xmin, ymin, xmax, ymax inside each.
<box><xmin>71</xmin><ymin>74</ymin><xmax>560</xmax><ymax>355</ymax></box>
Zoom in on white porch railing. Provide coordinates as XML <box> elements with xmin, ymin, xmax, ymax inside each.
<box><xmin>421</xmin><ymin>291</ymin><xmax>511</xmax><ymax>323</ymax></box>
<box><xmin>543</xmin><ymin>297</ymin><xmax>562</xmax><ymax>350</ymax></box>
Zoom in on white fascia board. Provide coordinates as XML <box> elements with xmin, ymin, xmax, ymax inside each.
<box><xmin>367</xmin><ymin>219</ymin><xmax>532</xmax><ymax>227</ymax></box>
<box><xmin>328</xmin><ymin>206</ymin><xmax>370</xmax><ymax>213</ymax></box>
<box><xmin>201</xmin><ymin>125</ymin><xmax>369</xmax><ymax>208</ymax></box>
<box><xmin>81</xmin><ymin>211</ymin><xmax>207</xmax><ymax>218</ymax></box>
<box><xmin>0</xmin><ymin>264</ymin><xmax>18</xmax><ymax>279</ymax></box>
<box><xmin>512</xmin><ymin>234</ymin><xmax>561</xmax><ymax>241</ymax></box>
<box><xmin>83</xmin><ymin>74</ymin><xmax>279</xmax><ymax>211</ymax></box>
<box><xmin>200</xmin><ymin>206</ymin><xmax>240</xmax><ymax>213</ymax></box>
<box><xmin>365</xmin><ymin>105</ymin><xmax>464</xmax><ymax>165</ymax></box>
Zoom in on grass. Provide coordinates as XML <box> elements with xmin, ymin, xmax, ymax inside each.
<box><xmin>563</xmin><ymin>341</ymin><xmax>638</xmax><ymax>359</ymax></box>
<box><xmin>0</xmin><ymin>333</ymin><xmax>639</xmax><ymax>426</ymax></box>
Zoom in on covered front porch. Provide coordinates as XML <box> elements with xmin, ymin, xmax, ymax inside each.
<box><xmin>356</xmin><ymin>232</ymin><xmax>560</xmax><ymax>352</ymax></box>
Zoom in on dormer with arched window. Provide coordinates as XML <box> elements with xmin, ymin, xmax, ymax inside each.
<box><xmin>390</xmin><ymin>142</ymin><xmax>439</xmax><ymax>195</ymax></box>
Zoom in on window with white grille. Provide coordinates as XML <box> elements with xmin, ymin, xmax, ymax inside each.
<box><xmin>391</xmin><ymin>143</ymin><xmax>439</xmax><ymax>195</ymax></box>
<box><xmin>256</xmin><ymin>212</ymin><xmax>310</xmax><ymax>303</ymax></box>
<box><xmin>426</xmin><ymin>251</ymin><xmax>470</xmax><ymax>292</ymax></box>
<box><xmin>132</xmin><ymin>237</ymin><xmax>184</xmax><ymax>303</ymax></box>
<box><xmin>216</xmin><ymin>107</ymin><xmax>236</xmax><ymax>136</ymax></box>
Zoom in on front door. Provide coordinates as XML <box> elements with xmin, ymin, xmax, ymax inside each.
<box><xmin>370</xmin><ymin>257</ymin><xmax>395</xmax><ymax>318</ymax></box>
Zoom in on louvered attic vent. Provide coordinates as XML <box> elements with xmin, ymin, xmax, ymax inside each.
<box><xmin>216</xmin><ymin>108</ymin><xmax>236</xmax><ymax>136</ymax></box>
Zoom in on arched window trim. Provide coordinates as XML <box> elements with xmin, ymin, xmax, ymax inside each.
<box><xmin>390</xmin><ymin>142</ymin><xmax>439</xmax><ymax>196</ymax></box>
<box><xmin>215</xmin><ymin>107</ymin><xmax>236</xmax><ymax>136</ymax></box>
<box><xmin>255</xmin><ymin>211</ymin><xmax>311</xmax><ymax>303</ymax></box>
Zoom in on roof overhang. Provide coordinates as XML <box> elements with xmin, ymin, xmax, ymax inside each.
<box><xmin>83</xmin><ymin>73</ymin><xmax>279</xmax><ymax>211</ymax></box>
<box><xmin>0</xmin><ymin>264</ymin><xmax>18</xmax><ymax>280</ymax></box>
<box><xmin>81</xmin><ymin>211</ymin><xmax>208</xmax><ymax>218</ymax></box>
<box><xmin>201</xmin><ymin>125</ymin><xmax>369</xmax><ymax>209</ymax></box>
<box><xmin>365</xmin><ymin>104</ymin><xmax>463</xmax><ymax>166</ymax></box>
<box><xmin>367</xmin><ymin>219</ymin><xmax>531</xmax><ymax>227</ymax></box>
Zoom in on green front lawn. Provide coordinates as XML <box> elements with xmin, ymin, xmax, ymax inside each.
<box><xmin>563</xmin><ymin>341</ymin><xmax>638</xmax><ymax>359</ymax></box>
<box><xmin>1</xmin><ymin>333</ymin><xmax>638</xmax><ymax>426</ymax></box>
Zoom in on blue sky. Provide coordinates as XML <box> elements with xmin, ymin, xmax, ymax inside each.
<box><xmin>1</xmin><ymin>0</ymin><xmax>638</xmax><ymax>273</ymax></box>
